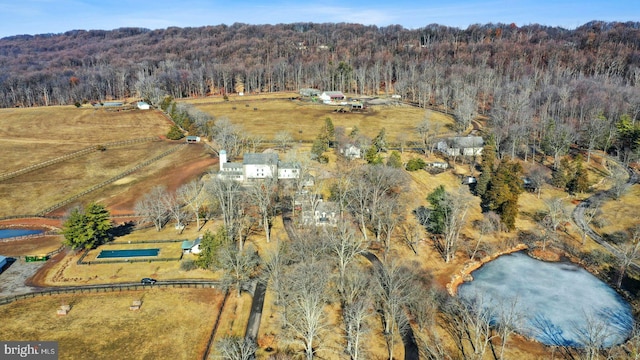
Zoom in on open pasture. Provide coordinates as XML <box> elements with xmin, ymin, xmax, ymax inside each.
<box><xmin>184</xmin><ymin>95</ymin><xmax>454</xmax><ymax>142</ymax></box>
<box><xmin>0</xmin><ymin>288</ymin><xmax>225</xmax><ymax>360</ymax></box>
<box><xmin>0</xmin><ymin>106</ymin><xmax>172</xmax><ymax>173</ymax></box>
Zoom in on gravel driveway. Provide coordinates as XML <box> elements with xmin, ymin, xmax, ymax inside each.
<box><xmin>0</xmin><ymin>258</ymin><xmax>44</xmax><ymax>297</ymax></box>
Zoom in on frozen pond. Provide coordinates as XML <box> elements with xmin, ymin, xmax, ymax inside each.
<box><xmin>458</xmin><ymin>252</ymin><xmax>633</xmax><ymax>347</ymax></box>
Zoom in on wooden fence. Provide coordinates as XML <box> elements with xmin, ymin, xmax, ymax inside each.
<box><xmin>36</xmin><ymin>143</ymin><xmax>186</xmax><ymax>216</ymax></box>
<box><xmin>0</xmin><ymin>280</ymin><xmax>219</xmax><ymax>306</ymax></box>
<box><xmin>0</xmin><ymin>137</ymin><xmax>160</xmax><ymax>183</ymax></box>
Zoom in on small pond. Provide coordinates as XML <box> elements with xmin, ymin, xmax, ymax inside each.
<box><xmin>458</xmin><ymin>251</ymin><xmax>633</xmax><ymax>347</ymax></box>
<box><xmin>0</xmin><ymin>228</ymin><xmax>44</xmax><ymax>239</ymax></box>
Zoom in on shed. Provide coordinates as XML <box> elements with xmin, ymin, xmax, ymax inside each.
<box><xmin>186</xmin><ymin>136</ymin><xmax>201</xmax><ymax>144</ymax></box>
<box><xmin>181</xmin><ymin>238</ymin><xmax>202</xmax><ymax>254</ymax></box>
<box><xmin>137</xmin><ymin>101</ymin><xmax>150</xmax><ymax>110</ymax></box>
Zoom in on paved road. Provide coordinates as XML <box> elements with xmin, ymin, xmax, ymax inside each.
<box><xmin>572</xmin><ymin>158</ymin><xmax>639</xmax><ymax>272</ymax></box>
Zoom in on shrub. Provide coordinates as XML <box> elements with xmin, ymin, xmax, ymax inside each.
<box><xmin>180</xmin><ymin>259</ymin><xmax>198</xmax><ymax>271</ymax></box>
<box><xmin>406</xmin><ymin>157</ymin><xmax>426</xmax><ymax>171</ymax></box>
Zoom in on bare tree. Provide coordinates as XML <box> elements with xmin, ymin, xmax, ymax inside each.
<box><xmin>245</xmin><ymin>134</ymin><xmax>264</xmax><ymax>153</ymax></box>
<box><xmin>134</xmin><ymin>186</ymin><xmax>170</xmax><ymax>231</ymax></box>
<box><xmin>541</xmin><ymin>197</ymin><xmax>569</xmax><ymax>251</ymax></box>
<box><xmin>325</xmin><ymin>221</ymin><xmax>366</xmax><ymax>298</ymax></box>
<box><xmin>616</xmin><ymin>225</ymin><xmax>640</xmax><ymax>288</ymax></box>
<box><xmin>246</xmin><ymin>178</ymin><xmax>278</xmax><ymax>243</ymax></box>
<box><xmin>428</xmin><ymin>186</ymin><xmax>472</xmax><ymax>263</ymax></box>
<box><xmin>211</xmin><ymin>117</ymin><xmax>244</xmax><ymax>158</ymax></box>
<box><xmin>214</xmin><ymin>336</ymin><xmax>257</xmax><ymax>360</ymax></box>
<box><xmin>176</xmin><ymin>179</ymin><xmax>206</xmax><ymax>231</ymax></box>
<box><xmin>373</xmin><ymin>259</ymin><xmax>417</xmax><ymax>360</ymax></box>
<box><xmin>344</xmin><ymin>296</ymin><xmax>372</xmax><ymax>360</ymax></box>
<box><xmin>218</xmin><ymin>242</ymin><xmax>261</xmax><ymax>297</ymax></box>
<box><xmin>495</xmin><ymin>297</ymin><xmax>524</xmax><ymax>360</ymax></box>
<box><xmin>274</xmin><ymin>130</ymin><xmax>293</xmax><ymax>151</ymax></box>
<box><xmin>469</xmin><ymin>211</ymin><xmax>500</xmax><ymax>260</ymax></box>
<box><xmin>376</xmin><ymin>195</ymin><xmax>406</xmax><ymax>259</ymax></box>
<box><xmin>206</xmin><ymin>176</ymin><xmax>246</xmax><ymax>250</ymax></box>
<box><xmin>281</xmin><ymin>261</ymin><xmax>331</xmax><ymax>360</ymax></box>
<box><xmin>162</xmin><ymin>191</ymin><xmax>188</xmax><ymax>234</ymax></box>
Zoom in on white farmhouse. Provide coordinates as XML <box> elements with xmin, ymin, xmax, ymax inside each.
<box><xmin>218</xmin><ymin>151</ymin><xmax>299</xmax><ymax>182</ymax></box>
<box><xmin>437</xmin><ymin>136</ymin><xmax>484</xmax><ymax>156</ymax></box>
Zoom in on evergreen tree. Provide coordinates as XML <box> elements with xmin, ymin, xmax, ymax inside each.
<box><xmin>311</xmin><ymin>137</ymin><xmax>329</xmax><ymax>163</ymax></box>
<box><xmin>167</xmin><ymin>124</ymin><xmax>184</xmax><ymax>140</ymax></box>
<box><xmin>386</xmin><ymin>151</ymin><xmax>402</xmax><ymax>168</ymax></box>
<box><xmin>475</xmin><ymin>144</ymin><xmax>496</xmax><ymax>197</ymax></box>
<box><xmin>364</xmin><ymin>145</ymin><xmax>383</xmax><ymax>164</ymax></box>
<box><xmin>551</xmin><ymin>157</ymin><xmax>571</xmax><ymax>189</ymax></box>
<box><xmin>482</xmin><ymin>159</ymin><xmax>523</xmax><ymax>231</ymax></box>
<box><xmin>567</xmin><ymin>155</ymin><xmax>589</xmax><ymax>193</ymax></box>
<box><xmin>196</xmin><ymin>228</ymin><xmax>227</xmax><ymax>270</ymax></box>
<box><xmin>372</xmin><ymin>128</ymin><xmax>388</xmax><ymax>153</ymax></box>
<box><xmin>405</xmin><ymin>157</ymin><xmax>426</xmax><ymax>171</ymax></box>
<box><xmin>426</xmin><ymin>185</ymin><xmax>449</xmax><ymax>234</ymax></box>
<box><xmin>349</xmin><ymin>126</ymin><xmax>360</xmax><ymax>139</ymax></box>
<box><xmin>62</xmin><ymin>203</ymin><xmax>112</xmax><ymax>250</ymax></box>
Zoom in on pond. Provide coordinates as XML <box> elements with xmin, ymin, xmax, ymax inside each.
<box><xmin>458</xmin><ymin>251</ymin><xmax>633</xmax><ymax>347</ymax></box>
<box><xmin>0</xmin><ymin>228</ymin><xmax>44</xmax><ymax>239</ymax></box>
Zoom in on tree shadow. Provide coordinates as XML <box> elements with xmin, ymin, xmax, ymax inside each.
<box><xmin>109</xmin><ymin>221</ymin><xmax>136</xmax><ymax>238</ymax></box>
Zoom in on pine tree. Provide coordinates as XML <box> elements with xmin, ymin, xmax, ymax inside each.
<box><xmin>196</xmin><ymin>228</ymin><xmax>227</xmax><ymax>270</ymax></box>
<box><xmin>482</xmin><ymin>159</ymin><xmax>523</xmax><ymax>231</ymax></box>
<box><xmin>568</xmin><ymin>155</ymin><xmax>589</xmax><ymax>193</ymax></box>
<box><xmin>62</xmin><ymin>203</ymin><xmax>112</xmax><ymax>250</ymax></box>
<box><xmin>476</xmin><ymin>144</ymin><xmax>496</xmax><ymax>197</ymax></box>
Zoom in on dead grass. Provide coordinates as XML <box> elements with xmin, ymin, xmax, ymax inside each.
<box><xmin>597</xmin><ymin>184</ymin><xmax>640</xmax><ymax>236</ymax></box>
<box><xmin>0</xmin><ymin>106</ymin><xmax>172</xmax><ymax>173</ymax></box>
<box><xmin>0</xmin><ymin>288</ymin><xmax>224</xmax><ymax>360</ymax></box>
<box><xmin>0</xmin><ymin>235</ymin><xmax>63</xmax><ymax>256</ymax></box>
<box><xmin>0</xmin><ymin>141</ymin><xmax>182</xmax><ymax>217</ymax></box>
<box><xmin>183</xmin><ymin>96</ymin><xmax>453</xmax><ymax>142</ymax></box>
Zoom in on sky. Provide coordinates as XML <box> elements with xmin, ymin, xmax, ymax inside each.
<box><xmin>0</xmin><ymin>0</ymin><xmax>637</xmax><ymax>39</ymax></box>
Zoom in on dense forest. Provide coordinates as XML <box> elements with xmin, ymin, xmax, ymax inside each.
<box><xmin>1</xmin><ymin>21</ymin><xmax>639</xmax><ymax>162</ymax></box>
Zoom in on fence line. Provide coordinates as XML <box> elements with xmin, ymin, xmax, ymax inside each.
<box><xmin>0</xmin><ymin>137</ymin><xmax>160</xmax><ymax>183</ymax></box>
<box><xmin>36</xmin><ymin>143</ymin><xmax>186</xmax><ymax>216</ymax></box>
<box><xmin>0</xmin><ymin>281</ymin><xmax>219</xmax><ymax>306</ymax></box>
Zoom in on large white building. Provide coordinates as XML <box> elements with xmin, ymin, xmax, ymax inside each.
<box><xmin>218</xmin><ymin>150</ymin><xmax>300</xmax><ymax>182</ymax></box>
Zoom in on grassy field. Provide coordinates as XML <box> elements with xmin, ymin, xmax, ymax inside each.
<box><xmin>0</xmin><ymin>106</ymin><xmax>172</xmax><ymax>173</ymax></box>
<box><xmin>184</xmin><ymin>93</ymin><xmax>454</xmax><ymax>143</ymax></box>
<box><xmin>0</xmin><ymin>288</ymin><xmax>225</xmax><ymax>360</ymax></box>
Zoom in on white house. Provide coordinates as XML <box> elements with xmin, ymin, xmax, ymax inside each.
<box><xmin>218</xmin><ymin>151</ymin><xmax>299</xmax><ymax>182</ymax></box>
<box><xmin>319</xmin><ymin>91</ymin><xmax>346</xmax><ymax>103</ymax></box>
<box><xmin>340</xmin><ymin>144</ymin><xmax>362</xmax><ymax>160</ymax></box>
<box><xmin>301</xmin><ymin>199</ymin><xmax>338</xmax><ymax>227</ymax></box>
<box><xmin>137</xmin><ymin>101</ymin><xmax>150</xmax><ymax>110</ymax></box>
<box><xmin>437</xmin><ymin>136</ymin><xmax>484</xmax><ymax>156</ymax></box>
<box><xmin>243</xmin><ymin>153</ymin><xmax>278</xmax><ymax>180</ymax></box>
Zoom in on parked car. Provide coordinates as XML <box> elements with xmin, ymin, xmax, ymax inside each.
<box><xmin>141</xmin><ymin>278</ymin><xmax>156</xmax><ymax>285</ymax></box>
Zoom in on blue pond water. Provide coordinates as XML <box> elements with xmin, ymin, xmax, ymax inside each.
<box><xmin>0</xmin><ymin>229</ymin><xmax>44</xmax><ymax>239</ymax></box>
<box><xmin>97</xmin><ymin>249</ymin><xmax>160</xmax><ymax>258</ymax></box>
<box><xmin>458</xmin><ymin>252</ymin><xmax>633</xmax><ymax>347</ymax></box>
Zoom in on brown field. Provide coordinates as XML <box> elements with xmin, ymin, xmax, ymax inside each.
<box><xmin>184</xmin><ymin>94</ymin><xmax>454</xmax><ymax>142</ymax></box>
<box><xmin>0</xmin><ymin>106</ymin><xmax>173</xmax><ymax>173</ymax></box>
<box><xmin>0</xmin><ymin>288</ymin><xmax>225</xmax><ymax>360</ymax></box>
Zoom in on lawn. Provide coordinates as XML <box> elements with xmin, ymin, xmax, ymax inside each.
<box><xmin>0</xmin><ymin>288</ymin><xmax>225</xmax><ymax>360</ymax></box>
